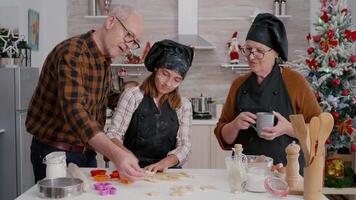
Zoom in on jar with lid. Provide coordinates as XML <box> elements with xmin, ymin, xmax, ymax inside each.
<box><xmin>43</xmin><ymin>151</ymin><xmax>67</xmax><ymax>179</ymax></box>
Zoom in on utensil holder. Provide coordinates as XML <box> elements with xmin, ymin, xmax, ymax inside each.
<box><xmin>304</xmin><ymin>154</ymin><xmax>324</xmax><ymax>200</ymax></box>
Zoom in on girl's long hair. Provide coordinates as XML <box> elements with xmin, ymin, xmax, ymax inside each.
<box><xmin>140</xmin><ymin>71</ymin><xmax>182</xmax><ymax>109</ymax></box>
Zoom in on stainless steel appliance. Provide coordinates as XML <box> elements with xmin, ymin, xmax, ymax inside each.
<box><xmin>0</xmin><ymin>66</ymin><xmax>39</xmax><ymax>200</ymax></box>
<box><xmin>191</xmin><ymin>94</ymin><xmax>213</xmax><ymax>119</ymax></box>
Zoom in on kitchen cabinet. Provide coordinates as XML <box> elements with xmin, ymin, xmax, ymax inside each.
<box><xmin>184</xmin><ymin>120</ymin><xmax>231</xmax><ymax>169</ymax></box>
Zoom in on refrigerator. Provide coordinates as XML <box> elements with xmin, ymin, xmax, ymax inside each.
<box><xmin>0</xmin><ymin>67</ymin><xmax>39</xmax><ymax>200</ymax></box>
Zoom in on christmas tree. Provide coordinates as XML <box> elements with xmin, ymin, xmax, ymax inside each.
<box><xmin>303</xmin><ymin>0</ymin><xmax>355</xmax><ymax>153</ymax></box>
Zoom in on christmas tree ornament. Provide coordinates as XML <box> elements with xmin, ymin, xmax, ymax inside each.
<box><xmin>331</xmin><ymin>78</ymin><xmax>341</xmax><ymax>87</ymax></box>
<box><xmin>336</xmin><ymin>119</ymin><xmax>353</xmax><ymax>135</ymax></box>
<box><xmin>331</xmin><ymin>111</ymin><xmax>339</xmax><ymax>119</ymax></box>
<box><xmin>341</xmin><ymin>89</ymin><xmax>350</xmax><ymax>96</ymax></box>
<box><xmin>321</xmin><ymin>11</ymin><xmax>329</xmax><ymax>23</ymax></box>
<box><xmin>328</xmin><ymin>60</ymin><xmax>336</xmax><ymax>67</ymax></box>
<box><xmin>307</xmin><ymin>47</ymin><xmax>315</xmax><ymax>55</ymax></box>
<box><xmin>341</xmin><ymin>8</ymin><xmax>348</xmax><ymax>15</ymax></box>
<box><xmin>228</xmin><ymin>32</ymin><xmax>239</xmax><ymax>64</ymax></box>
<box><xmin>312</xmin><ymin>35</ymin><xmax>321</xmax><ymax>43</ymax></box>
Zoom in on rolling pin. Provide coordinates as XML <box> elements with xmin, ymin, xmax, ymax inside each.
<box><xmin>67</xmin><ymin>163</ymin><xmax>90</xmax><ymax>191</ymax></box>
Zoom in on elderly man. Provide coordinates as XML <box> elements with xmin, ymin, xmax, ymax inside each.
<box><xmin>26</xmin><ymin>5</ymin><xmax>145</xmax><ymax>182</ymax></box>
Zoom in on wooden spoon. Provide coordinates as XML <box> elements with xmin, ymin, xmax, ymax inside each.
<box><xmin>308</xmin><ymin>116</ymin><xmax>320</xmax><ymax>164</ymax></box>
<box><xmin>290</xmin><ymin>114</ymin><xmax>310</xmax><ymax>165</ymax></box>
<box><xmin>316</xmin><ymin>112</ymin><xmax>334</xmax><ymax>156</ymax></box>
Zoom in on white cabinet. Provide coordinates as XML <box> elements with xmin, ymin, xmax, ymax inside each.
<box><xmin>184</xmin><ymin>121</ymin><xmax>231</xmax><ymax>169</ymax></box>
<box><xmin>184</xmin><ymin>125</ymin><xmax>211</xmax><ymax>169</ymax></box>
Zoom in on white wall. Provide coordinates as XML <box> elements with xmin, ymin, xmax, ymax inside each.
<box><xmin>0</xmin><ymin>0</ymin><xmax>67</xmax><ymax>69</ymax></box>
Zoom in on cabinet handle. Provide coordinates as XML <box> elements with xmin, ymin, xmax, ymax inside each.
<box><xmin>0</xmin><ymin>129</ymin><xmax>5</xmax><ymax>134</ymax></box>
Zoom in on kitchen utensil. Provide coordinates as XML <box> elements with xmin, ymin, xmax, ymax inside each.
<box><xmin>245</xmin><ymin>155</ymin><xmax>273</xmax><ymax>192</ymax></box>
<box><xmin>308</xmin><ymin>116</ymin><xmax>320</xmax><ymax>164</ymax></box>
<box><xmin>191</xmin><ymin>94</ymin><xmax>213</xmax><ymax>114</ymax></box>
<box><xmin>290</xmin><ymin>115</ymin><xmax>310</xmax><ymax>164</ymax></box>
<box><xmin>38</xmin><ymin>177</ymin><xmax>83</xmax><ymax>198</ymax></box>
<box><xmin>67</xmin><ymin>163</ymin><xmax>90</xmax><ymax>191</ymax></box>
<box><xmin>316</xmin><ymin>112</ymin><xmax>334</xmax><ymax>156</ymax></box>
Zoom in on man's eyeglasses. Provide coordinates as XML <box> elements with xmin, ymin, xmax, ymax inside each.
<box><xmin>239</xmin><ymin>46</ymin><xmax>272</xmax><ymax>60</ymax></box>
<box><xmin>115</xmin><ymin>16</ymin><xmax>140</xmax><ymax>50</ymax></box>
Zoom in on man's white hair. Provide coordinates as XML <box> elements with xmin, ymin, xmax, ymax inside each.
<box><xmin>109</xmin><ymin>5</ymin><xmax>136</xmax><ymax>21</ymax></box>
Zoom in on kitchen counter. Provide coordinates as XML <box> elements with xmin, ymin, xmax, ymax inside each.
<box><xmin>192</xmin><ymin>118</ymin><xmax>218</xmax><ymax>125</ymax></box>
<box><xmin>16</xmin><ymin>168</ymin><xmax>328</xmax><ymax>200</ymax></box>
<box><xmin>106</xmin><ymin>118</ymin><xmax>218</xmax><ymax>127</ymax></box>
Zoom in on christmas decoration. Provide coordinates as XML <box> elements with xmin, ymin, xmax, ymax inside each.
<box><xmin>324</xmin><ymin>153</ymin><xmax>354</xmax><ymax>187</ymax></box>
<box><xmin>289</xmin><ymin>0</ymin><xmax>355</xmax><ymax>153</ymax></box>
<box><xmin>0</xmin><ymin>28</ymin><xmax>21</xmax><ymax>60</ymax></box>
<box><xmin>227</xmin><ymin>32</ymin><xmax>240</xmax><ymax>64</ymax></box>
<box><xmin>123</xmin><ymin>41</ymin><xmax>151</xmax><ymax>64</ymax></box>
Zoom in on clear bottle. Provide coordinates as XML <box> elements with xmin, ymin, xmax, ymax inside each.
<box><xmin>274</xmin><ymin>0</ymin><xmax>280</xmax><ymax>16</ymax></box>
<box><xmin>225</xmin><ymin>144</ymin><xmax>248</xmax><ymax>193</ymax></box>
<box><xmin>280</xmin><ymin>0</ymin><xmax>287</xmax><ymax>16</ymax></box>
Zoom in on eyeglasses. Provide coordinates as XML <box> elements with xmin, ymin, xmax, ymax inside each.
<box><xmin>115</xmin><ymin>16</ymin><xmax>140</xmax><ymax>50</ymax></box>
<box><xmin>239</xmin><ymin>46</ymin><xmax>272</xmax><ymax>60</ymax></box>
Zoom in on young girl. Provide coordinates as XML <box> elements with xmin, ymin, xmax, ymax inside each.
<box><xmin>107</xmin><ymin>40</ymin><xmax>194</xmax><ymax>173</ymax></box>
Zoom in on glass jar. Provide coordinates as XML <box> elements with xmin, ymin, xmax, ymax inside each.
<box><xmin>225</xmin><ymin>153</ymin><xmax>248</xmax><ymax>193</ymax></box>
<box><xmin>43</xmin><ymin>151</ymin><xmax>67</xmax><ymax>179</ymax></box>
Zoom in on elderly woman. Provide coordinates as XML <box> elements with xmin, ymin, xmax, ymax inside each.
<box><xmin>214</xmin><ymin>13</ymin><xmax>321</xmax><ymax>172</ymax></box>
<box><xmin>107</xmin><ymin>40</ymin><xmax>193</xmax><ymax>173</ymax></box>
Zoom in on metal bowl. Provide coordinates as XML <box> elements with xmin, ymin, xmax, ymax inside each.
<box><xmin>38</xmin><ymin>177</ymin><xmax>83</xmax><ymax>199</ymax></box>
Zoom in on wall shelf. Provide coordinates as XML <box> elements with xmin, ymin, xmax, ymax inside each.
<box><xmin>111</xmin><ymin>63</ymin><xmax>145</xmax><ymax>68</ymax></box>
<box><xmin>84</xmin><ymin>15</ymin><xmax>107</xmax><ymax>19</ymax></box>
<box><xmin>323</xmin><ymin>187</ymin><xmax>356</xmax><ymax>195</ymax></box>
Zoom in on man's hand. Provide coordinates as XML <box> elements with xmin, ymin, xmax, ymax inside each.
<box><xmin>88</xmin><ymin>132</ymin><xmax>145</xmax><ymax>181</ymax></box>
<box><xmin>111</xmin><ymin>150</ymin><xmax>145</xmax><ymax>180</ymax></box>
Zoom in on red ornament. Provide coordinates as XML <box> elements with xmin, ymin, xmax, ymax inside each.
<box><xmin>351</xmin><ymin>143</ymin><xmax>356</xmax><ymax>152</ymax></box>
<box><xmin>321</xmin><ymin>11</ymin><xmax>329</xmax><ymax>23</ymax></box>
<box><xmin>325</xmin><ymin>138</ymin><xmax>332</xmax><ymax>145</ymax></box>
<box><xmin>331</xmin><ymin>79</ymin><xmax>341</xmax><ymax>87</ymax></box>
<box><xmin>341</xmin><ymin>89</ymin><xmax>350</xmax><ymax>96</ymax></box>
<box><xmin>327</xmin><ymin>30</ymin><xmax>334</xmax><ymax>39</ymax></box>
<box><xmin>306</xmin><ymin>33</ymin><xmax>311</xmax><ymax>41</ymax></box>
<box><xmin>328</xmin><ymin>60</ymin><xmax>336</xmax><ymax>68</ymax></box>
<box><xmin>341</xmin><ymin>8</ymin><xmax>348</xmax><ymax>15</ymax></box>
<box><xmin>344</xmin><ymin>29</ymin><xmax>356</xmax><ymax>41</ymax></box>
<box><xmin>314</xmin><ymin>91</ymin><xmax>320</xmax><ymax>101</ymax></box>
<box><xmin>329</xmin><ymin>39</ymin><xmax>338</xmax><ymax>47</ymax></box>
<box><xmin>118</xmin><ymin>67</ymin><xmax>127</xmax><ymax>78</ymax></box>
<box><xmin>331</xmin><ymin>111</ymin><xmax>339</xmax><ymax>120</ymax></box>
<box><xmin>307</xmin><ymin>47</ymin><xmax>315</xmax><ymax>55</ymax></box>
<box><xmin>350</xmin><ymin>56</ymin><xmax>356</xmax><ymax>63</ymax></box>
<box><xmin>313</xmin><ymin>35</ymin><xmax>321</xmax><ymax>43</ymax></box>
<box><xmin>306</xmin><ymin>59</ymin><xmax>318</xmax><ymax>70</ymax></box>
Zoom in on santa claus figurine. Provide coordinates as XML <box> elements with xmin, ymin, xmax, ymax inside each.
<box><xmin>228</xmin><ymin>31</ymin><xmax>240</xmax><ymax>64</ymax></box>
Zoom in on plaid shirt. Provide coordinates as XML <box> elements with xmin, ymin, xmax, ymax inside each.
<box><xmin>26</xmin><ymin>31</ymin><xmax>114</xmax><ymax>146</ymax></box>
<box><xmin>106</xmin><ymin>87</ymin><xmax>192</xmax><ymax>166</ymax></box>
